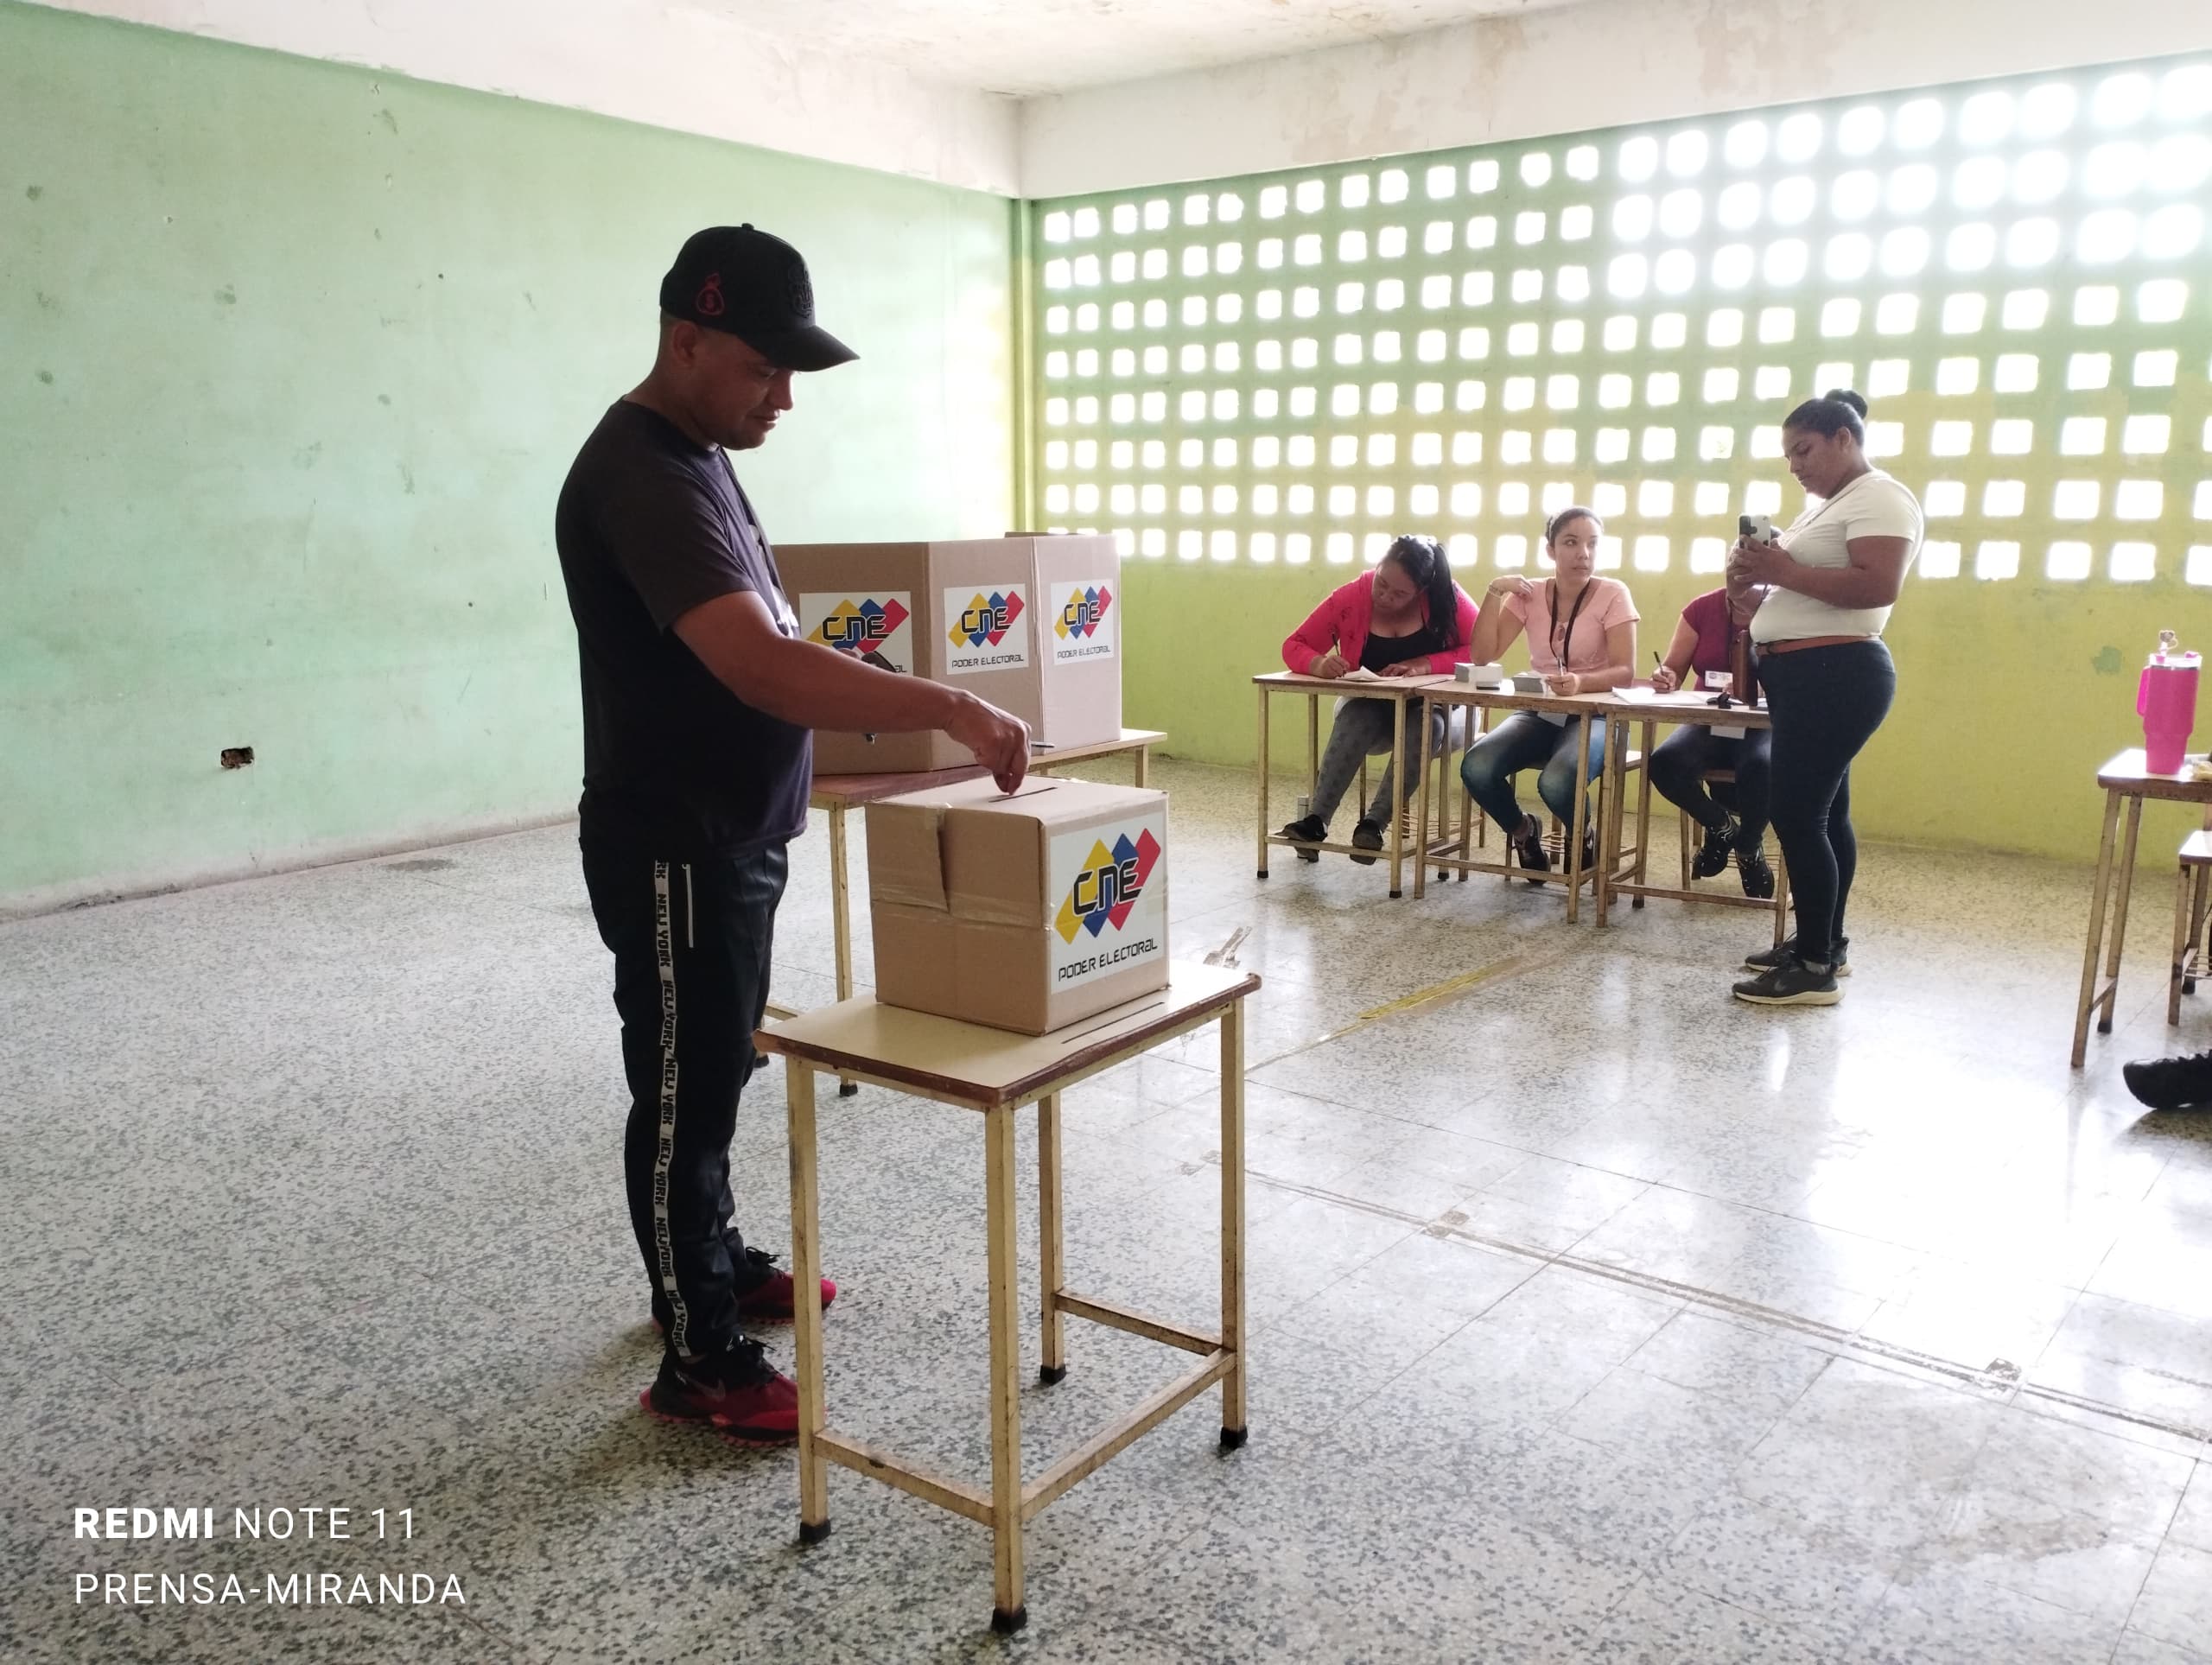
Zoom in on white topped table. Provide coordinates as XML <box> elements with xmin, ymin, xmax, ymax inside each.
<box><xmin>2073</xmin><ymin>748</ymin><xmax>2212</xmax><ymax>1066</ymax></box>
<box><xmin>1253</xmin><ymin>670</ymin><xmax>1451</xmax><ymax>899</ymax></box>
<box><xmin>754</xmin><ymin>961</ymin><xmax>1259</xmax><ymax>1632</ymax></box>
<box><xmin>1591</xmin><ymin>690</ymin><xmax>1788</xmax><ymax>941</ymax></box>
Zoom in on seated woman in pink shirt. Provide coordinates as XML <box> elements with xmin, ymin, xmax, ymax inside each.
<box><xmin>1277</xmin><ymin>535</ymin><xmax>1479</xmax><ymax>862</ymax></box>
<box><xmin>1459</xmin><ymin>506</ymin><xmax>1639</xmax><ymax>876</ymax></box>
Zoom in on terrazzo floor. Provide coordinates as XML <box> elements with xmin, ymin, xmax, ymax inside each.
<box><xmin>3</xmin><ymin>756</ymin><xmax>2209</xmax><ymax>1664</ymax></box>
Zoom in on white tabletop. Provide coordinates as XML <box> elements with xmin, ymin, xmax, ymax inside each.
<box><xmin>755</xmin><ymin>961</ymin><xmax>1260</xmax><ymax>1108</ymax></box>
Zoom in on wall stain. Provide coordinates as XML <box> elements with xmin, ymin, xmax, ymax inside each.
<box><xmin>214</xmin><ymin>285</ymin><xmax>236</xmax><ymax>305</ymax></box>
<box><xmin>2093</xmin><ymin>646</ymin><xmax>2124</xmax><ymax>676</ymax></box>
<box><xmin>399</xmin><ymin>462</ymin><xmax>416</xmax><ymax>495</ymax></box>
<box><xmin>376</xmin><ymin>108</ymin><xmax>398</xmax><ymax>134</ymax></box>
<box><xmin>292</xmin><ymin>442</ymin><xmax>322</xmax><ymax>470</ymax></box>
<box><xmin>378</xmin><ymin>392</ymin><xmax>392</xmax><ymax>405</ymax></box>
<box><xmin>35</xmin><ymin>290</ymin><xmax>59</xmax><ymax>312</ymax></box>
<box><xmin>24</xmin><ymin>184</ymin><xmax>41</xmax><ymax>200</ymax></box>
<box><xmin>37</xmin><ymin>370</ymin><xmax>54</xmax><ymax>385</ymax></box>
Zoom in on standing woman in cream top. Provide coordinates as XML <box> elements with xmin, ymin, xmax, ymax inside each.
<box><xmin>1725</xmin><ymin>390</ymin><xmax>1923</xmax><ymax>1007</ymax></box>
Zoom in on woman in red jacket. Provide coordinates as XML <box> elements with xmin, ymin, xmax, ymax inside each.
<box><xmin>1277</xmin><ymin>536</ymin><xmax>1479</xmax><ymax>862</ymax></box>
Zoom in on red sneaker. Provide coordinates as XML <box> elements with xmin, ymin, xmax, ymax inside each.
<box><xmin>737</xmin><ymin>1249</ymin><xmax>838</xmax><ymax>1325</ymax></box>
<box><xmin>641</xmin><ymin>1339</ymin><xmax>799</xmax><ymax>1445</ymax></box>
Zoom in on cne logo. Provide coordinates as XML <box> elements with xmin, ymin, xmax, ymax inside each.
<box><xmin>950</xmin><ymin>590</ymin><xmax>1025</xmax><ymax>650</ymax></box>
<box><xmin>1054</xmin><ymin>584</ymin><xmax>1114</xmax><ymax>641</ymax></box>
<box><xmin>810</xmin><ymin>597</ymin><xmax>910</xmax><ymax>653</ymax></box>
<box><xmin>1053</xmin><ymin>829</ymin><xmax>1162</xmax><ymax>944</ymax></box>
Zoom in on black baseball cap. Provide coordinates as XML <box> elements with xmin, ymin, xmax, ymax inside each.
<box><xmin>658</xmin><ymin>225</ymin><xmax>857</xmax><ymax>372</ymax></box>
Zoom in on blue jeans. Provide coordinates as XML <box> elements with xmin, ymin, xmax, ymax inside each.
<box><xmin>1459</xmin><ymin>710</ymin><xmax>1608</xmax><ymax>832</ymax></box>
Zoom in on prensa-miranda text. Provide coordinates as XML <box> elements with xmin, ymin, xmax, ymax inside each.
<box><xmin>78</xmin><ymin>1573</ymin><xmax>466</xmax><ymax>1606</ymax></box>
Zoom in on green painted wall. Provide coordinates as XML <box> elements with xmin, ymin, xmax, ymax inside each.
<box><xmin>0</xmin><ymin>1</ymin><xmax>1014</xmax><ymax>906</ymax></box>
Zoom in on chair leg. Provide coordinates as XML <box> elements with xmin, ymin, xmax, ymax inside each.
<box><xmin>2171</xmin><ymin>863</ymin><xmax>2191</xmax><ymax>1026</ymax></box>
<box><xmin>2190</xmin><ymin>866</ymin><xmax>2211</xmax><ymax>995</ymax></box>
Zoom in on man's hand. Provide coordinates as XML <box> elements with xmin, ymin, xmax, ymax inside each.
<box><xmin>1380</xmin><ymin>658</ymin><xmax>1433</xmax><ymax>678</ymax></box>
<box><xmin>947</xmin><ymin>696</ymin><xmax>1030</xmax><ymax>793</ymax></box>
<box><xmin>1310</xmin><ymin>651</ymin><xmax>1351</xmax><ymax>679</ymax></box>
<box><xmin>1650</xmin><ymin>664</ymin><xmax>1680</xmax><ymax>693</ymax></box>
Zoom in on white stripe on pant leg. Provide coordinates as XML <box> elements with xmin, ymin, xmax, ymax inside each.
<box><xmin>652</xmin><ymin>861</ymin><xmax>690</xmax><ymax>1356</ymax></box>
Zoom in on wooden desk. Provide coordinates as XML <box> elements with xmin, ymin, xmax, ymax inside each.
<box><xmin>777</xmin><ymin>728</ymin><xmax>1167</xmax><ymax>1092</ymax></box>
<box><xmin>1253</xmin><ymin>671</ymin><xmax>1451</xmax><ymax>899</ymax></box>
<box><xmin>1408</xmin><ymin>684</ymin><xmax>1617</xmax><ymax>923</ymax></box>
<box><xmin>754</xmin><ymin>962</ymin><xmax>1258</xmax><ymax>1633</ymax></box>
<box><xmin>2072</xmin><ymin>748</ymin><xmax>2212</xmax><ymax>1067</ymax></box>
<box><xmin>1591</xmin><ymin>692</ymin><xmax>1789</xmax><ymax>944</ymax></box>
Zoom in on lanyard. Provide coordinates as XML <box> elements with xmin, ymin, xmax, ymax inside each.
<box><xmin>1548</xmin><ymin>579</ymin><xmax>1593</xmax><ymax>671</ymax></box>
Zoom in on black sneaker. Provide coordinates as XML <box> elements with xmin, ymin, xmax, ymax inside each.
<box><xmin>1732</xmin><ymin>956</ymin><xmax>1841</xmax><ymax>1007</ymax></box>
<box><xmin>1511</xmin><ymin>814</ymin><xmax>1549</xmax><ymax>885</ymax></box>
<box><xmin>2121</xmin><ymin>1050</ymin><xmax>2212</xmax><ymax>1111</ymax></box>
<box><xmin>1349</xmin><ymin>818</ymin><xmax>1384</xmax><ymax>866</ymax></box>
<box><xmin>1738</xmin><ymin>848</ymin><xmax>1776</xmax><ymax>900</ymax></box>
<box><xmin>1692</xmin><ymin>816</ymin><xmax>1738</xmax><ymax>880</ymax></box>
<box><xmin>1282</xmin><ymin>813</ymin><xmax>1327</xmax><ymax>862</ymax></box>
<box><xmin>1279</xmin><ymin>814</ymin><xmax>1326</xmax><ymax>864</ymax></box>
<box><xmin>641</xmin><ymin>1338</ymin><xmax>799</xmax><ymax>1445</ymax></box>
<box><xmin>1743</xmin><ymin>936</ymin><xmax>1849</xmax><ymax>977</ymax></box>
<box><xmin>1580</xmin><ymin>823</ymin><xmax>1598</xmax><ymax>874</ymax></box>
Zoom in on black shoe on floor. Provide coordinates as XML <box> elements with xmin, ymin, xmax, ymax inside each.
<box><xmin>2121</xmin><ymin>1050</ymin><xmax>2212</xmax><ymax>1111</ymax></box>
<box><xmin>1349</xmin><ymin>818</ymin><xmax>1384</xmax><ymax>865</ymax></box>
<box><xmin>1738</xmin><ymin>848</ymin><xmax>1776</xmax><ymax>900</ymax></box>
<box><xmin>1732</xmin><ymin>956</ymin><xmax>1841</xmax><ymax>1007</ymax></box>
<box><xmin>1279</xmin><ymin>814</ymin><xmax>1326</xmax><ymax>864</ymax></box>
<box><xmin>1580</xmin><ymin>824</ymin><xmax>1598</xmax><ymax>874</ymax></box>
<box><xmin>1511</xmin><ymin>814</ymin><xmax>1550</xmax><ymax>886</ymax></box>
<box><xmin>641</xmin><ymin>1337</ymin><xmax>799</xmax><ymax>1446</ymax></box>
<box><xmin>1743</xmin><ymin>936</ymin><xmax>1849</xmax><ymax>977</ymax></box>
<box><xmin>1692</xmin><ymin>816</ymin><xmax>1738</xmax><ymax>880</ymax></box>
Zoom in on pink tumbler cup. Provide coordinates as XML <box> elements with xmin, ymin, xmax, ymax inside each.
<box><xmin>2139</xmin><ymin>655</ymin><xmax>2199</xmax><ymax>774</ymax></box>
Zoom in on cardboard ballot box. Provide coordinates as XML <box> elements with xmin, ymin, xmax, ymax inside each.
<box><xmin>1027</xmin><ymin>534</ymin><xmax>1122</xmax><ymax>752</ymax></box>
<box><xmin>867</xmin><ymin>776</ymin><xmax>1168</xmax><ymax>1035</ymax></box>
<box><xmin>778</xmin><ymin>536</ymin><xmax>1122</xmax><ymax>773</ymax></box>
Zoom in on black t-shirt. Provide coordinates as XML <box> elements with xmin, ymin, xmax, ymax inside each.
<box><xmin>1360</xmin><ymin>621</ymin><xmax>1448</xmax><ymax>673</ymax></box>
<box><xmin>554</xmin><ymin>400</ymin><xmax>811</xmax><ymax>858</ymax></box>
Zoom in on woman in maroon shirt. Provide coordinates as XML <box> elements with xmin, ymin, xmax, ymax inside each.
<box><xmin>1647</xmin><ymin>587</ymin><xmax>1772</xmax><ymax>897</ymax></box>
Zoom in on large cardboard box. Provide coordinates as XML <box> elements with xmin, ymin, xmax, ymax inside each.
<box><xmin>779</xmin><ymin>536</ymin><xmax>1124</xmax><ymax>773</ymax></box>
<box><xmin>868</xmin><ymin>777</ymin><xmax>1168</xmax><ymax>1035</ymax></box>
<box><xmin>1026</xmin><ymin>534</ymin><xmax>1123</xmax><ymax>751</ymax></box>
<box><xmin>779</xmin><ymin>539</ymin><xmax>1045</xmax><ymax>774</ymax></box>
